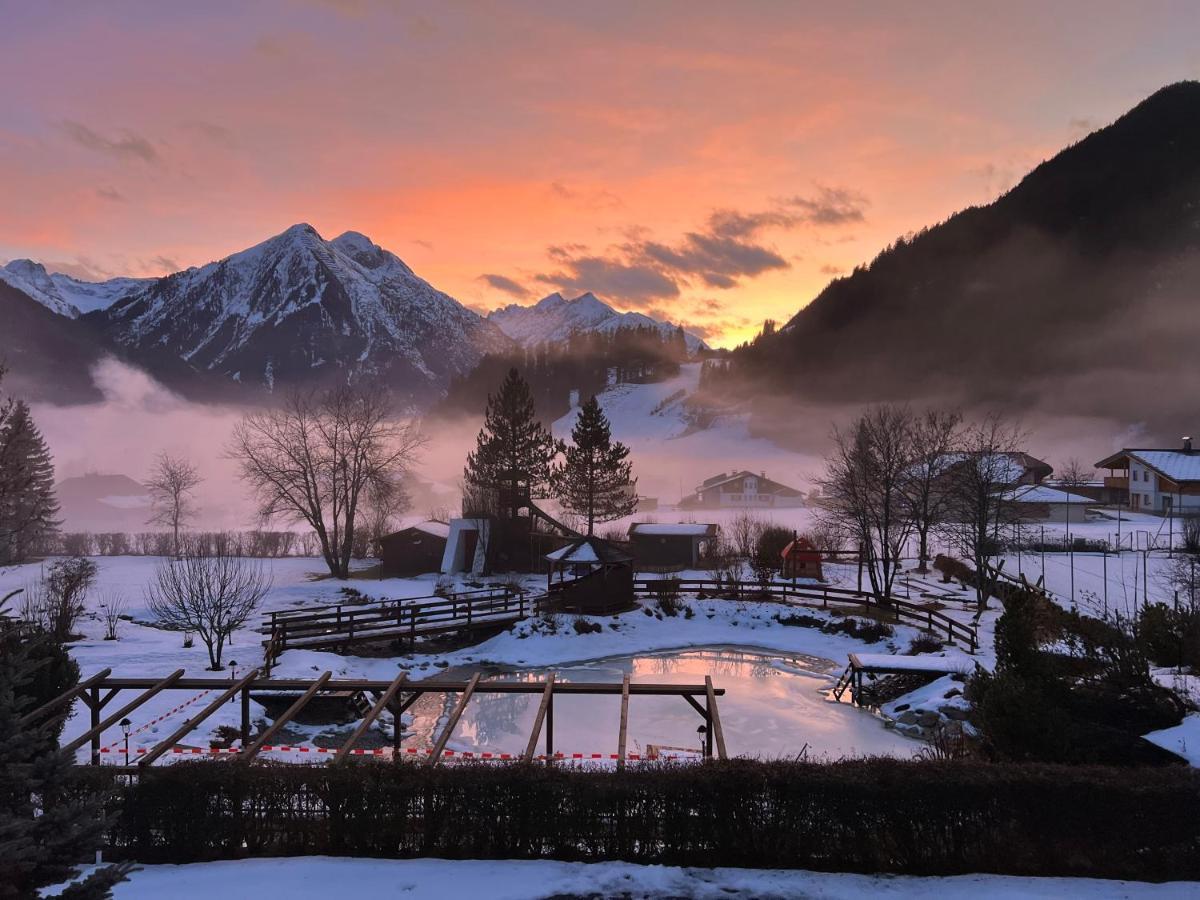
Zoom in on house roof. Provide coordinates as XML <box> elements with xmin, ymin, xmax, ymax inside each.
<box><xmin>936</xmin><ymin>451</ymin><xmax>1052</xmax><ymax>484</ymax></box>
<box><xmin>692</xmin><ymin>470</ymin><xmax>802</xmax><ymax>496</ymax></box>
<box><xmin>382</xmin><ymin>521</ymin><xmax>450</xmax><ymax>541</ymax></box>
<box><xmin>544</xmin><ymin>536</ymin><xmax>633</xmax><ymax>565</ymax></box>
<box><xmin>1005</xmin><ymin>485</ymin><xmax>1094</xmax><ymax>505</ymax></box>
<box><xmin>1095</xmin><ymin>449</ymin><xmax>1200</xmax><ymax>484</ymax></box>
<box><xmin>628</xmin><ymin>523</ymin><xmax>718</xmax><ymax>538</ymax></box>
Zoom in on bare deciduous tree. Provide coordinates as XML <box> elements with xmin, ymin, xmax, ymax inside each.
<box><xmin>146</xmin><ymin>453</ymin><xmax>203</xmax><ymax>559</ymax></box>
<box><xmin>146</xmin><ymin>551</ymin><xmax>271</xmax><ymax>670</ymax></box>
<box><xmin>21</xmin><ymin>555</ymin><xmax>96</xmax><ymax>642</ymax></box>
<box><xmin>940</xmin><ymin>413</ymin><xmax>1026</xmax><ymax>609</ymax></box>
<box><xmin>727</xmin><ymin>512</ymin><xmax>764</xmax><ymax>564</ymax></box>
<box><xmin>230</xmin><ymin>385</ymin><xmax>424</xmax><ymax>579</ymax></box>
<box><xmin>818</xmin><ymin>405</ymin><xmax>915</xmax><ymax>600</ymax></box>
<box><xmin>99</xmin><ymin>590</ymin><xmax>127</xmax><ymax>641</ymax></box>
<box><xmin>902</xmin><ymin>409</ymin><xmax>962</xmax><ymax>573</ymax></box>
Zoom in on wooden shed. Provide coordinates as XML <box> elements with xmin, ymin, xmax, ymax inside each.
<box><xmin>378</xmin><ymin>521</ymin><xmax>450</xmax><ymax>577</ymax></box>
<box><xmin>627</xmin><ymin>523</ymin><xmax>718</xmax><ymax>572</ymax></box>
<box><xmin>545</xmin><ymin>536</ymin><xmax>635</xmax><ymax>614</ymax></box>
<box><xmin>781</xmin><ymin>535</ymin><xmax>824</xmax><ymax>582</ymax></box>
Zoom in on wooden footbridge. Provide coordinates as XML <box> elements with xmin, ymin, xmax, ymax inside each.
<box><xmin>23</xmin><ymin>670</ymin><xmax>726</xmax><ymax>770</ymax></box>
<box><xmin>261</xmin><ymin>586</ymin><xmax>539</xmax><ymax>672</ymax></box>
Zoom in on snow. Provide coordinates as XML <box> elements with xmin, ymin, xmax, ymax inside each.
<box><xmin>850</xmin><ymin>652</ymin><xmax>975</xmax><ymax>674</ymax></box>
<box><xmin>409</xmin><ymin>520</ymin><xmax>450</xmax><ymax>539</ymax></box>
<box><xmin>544</xmin><ymin>541</ymin><xmax>599</xmax><ymax>562</ymax></box>
<box><xmin>1120</xmin><ymin>450</ymin><xmax>1200</xmax><ymax>483</ymax></box>
<box><xmin>1</xmin><ymin>258</ymin><xmax>149</xmax><ymax>317</ymax></box>
<box><xmin>489</xmin><ymin>290</ymin><xmax>708</xmax><ymax>351</ymax></box>
<box><xmin>1006</xmin><ymin>485</ymin><xmax>1096</xmax><ymax>505</ymax></box>
<box><xmin>56</xmin><ymin>857</ymin><xmax>1200</xmax><ymax>899</ymax></box>
<box><xmin>1144</xmin><ymin>713</ymin><xmax>1200</xmax><ymax>766</ymax></box>
<box><xmin>628</xmin><ymin>523</ymin><xmax>715</xmax><ymax>536</ymax></box>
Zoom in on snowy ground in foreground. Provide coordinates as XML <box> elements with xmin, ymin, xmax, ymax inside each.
<box><xmin>54</xmin><ymin>857</ymin><xmax>1200</xmax><ymax>900</ymax></box>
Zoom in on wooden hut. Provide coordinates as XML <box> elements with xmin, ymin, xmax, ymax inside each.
<box><xmin>378</xmin><ymin>521</ymin><xmax>450</xmax><ymax>577</ymax></box>
<box><xmin>781</xmin><ymin>534</ymin><xmax>824</xmax><ymax>581</ymax></box>
<box><xmin>545</xmin><ymin>536</ymin><xmax>634</xmax><ymax>614</ymax></box>
<box><xmin>627</xmin><ymin>523</ymin><xmax>718</xmax><ymax>571</ymax></box>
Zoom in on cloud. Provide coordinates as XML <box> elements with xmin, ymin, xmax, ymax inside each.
<box><xmin>60</xmin><ymin>121</ymin><xmax>159</xmax><ymax>163</ymax></box>
<box><xmin>95</xmin><ymin>186</ymin><xmax>124</xmax><ymax>202</ymax></box>
<box><xmin>778</xmin><ymin>186</ymin><xmax>868</xmax><ymax>225</ymax></box>
<box><xmin>641</xmin><ymin>229</ymin><xmax>790</xmax><ymax>288</ymax></box>
<box><xmin>477</xmin><ymin>273</ymin><xmax>529</xmax><ymax>298</ymax></box>
<box><xmin>535</xmin><ymin>253</ymin><xmax>681</xmax><ymax>306</ymax></box>
<box><xmin>184</xmin><ymin>120</ymin><xmax>236</xmax><ymax>147</ymax></box>
<box><xmin>44</xmin><ymin>258</ymin><xmax>117</xmax><ymax>281</ymax></box>
<box><xmin>549</xmin><ymin>181</ymin><xmax>623</xmax><ymax>210</ymax></box>
<box><xmin>819</xmin><ymin>263</ymin><xmax>844</xmax><ymax>275</ymax></box>
<box><xmin>146</xmin><ymin>255</ymin><xmax>180</xmax><ymax>273</ymax></box>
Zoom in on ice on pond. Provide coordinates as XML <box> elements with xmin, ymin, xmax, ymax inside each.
<box><xmin>416</xmin><ymin>646</ymin><xmax>921</xmax><ymax>761</ymax></box>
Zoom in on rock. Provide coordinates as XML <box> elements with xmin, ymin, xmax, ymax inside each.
<box><xmin>944</xmin><ymin>687</ymin><xmax>963</xmax><ymax>698</ymax></box>
<box><xmin>898</xmin><ymin>710</ymin><xmax>920</xmax><ymax>725</ymax></box>
<box><xmin>894</xmin><ymin>703</ymin><xmax>911</xmax><ymax>712</ymax></box>
<box><xmin>917</xmin><ymin>711</ymin><xmax>942</xmax><ymax>728</ymax></box>
<box><xmin>940</xmin><ymin>706</ymin><xmax>968</xmax><ymax>721</ymax></box>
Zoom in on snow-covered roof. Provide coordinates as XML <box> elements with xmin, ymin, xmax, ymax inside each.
<box><xmin>628</xmin><ymin>523</ymin><xmax>717</xmax><ymax>537</ymax></box>
<box><xmin>411</xmin><ymin>521</ymin><xmax>450</xmax><ymax>539</ymax></box>
<box><xmin>1005</xmin><ymin>485</ymin><xmax>1095</xmax><ymax>505</ymax></box>
<box><xmin>544</xmin><ymin>536</ymin><xmax>632</xmax><ymax>565</ymax></box>
<box><xmin>1122</xmin><ymin>450</ymin><xmax>1200</xmax><ymax>483</ymax></box>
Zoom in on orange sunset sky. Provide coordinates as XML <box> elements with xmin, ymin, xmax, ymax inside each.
<box><xmin>2</xmin><ymin>1</ymin><xmax>1199</xmax><ymax>347</ymax></box>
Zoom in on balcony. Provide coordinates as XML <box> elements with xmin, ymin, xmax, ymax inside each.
<box><xmin>1103</xmin><ymin>476</ymin><xmax>1128</xmax><ymax>490</ymax></box>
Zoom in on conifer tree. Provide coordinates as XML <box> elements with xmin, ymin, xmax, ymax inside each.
<box><xmin>553</xmin><ymin>396</ymin><xmax>637</xmax><ymax>535</ymax></box>
<box><xmin>0</xmin><ymin>400</ymin><xmax>60</xmax><ymax>564</ymax></box>
<box><xmin>463</xmin><ymin>369</ymin><xmax>560</xmax><ymax>520</ymax></box>
<box><xmin>0</xmin><ymin>595</ymin><xmax>132</xmax><ymax>897</ymax></box>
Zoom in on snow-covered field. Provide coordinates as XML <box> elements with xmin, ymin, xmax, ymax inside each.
<box><xmin>55</xmin><ymin>857</ymin><xmax>1200</xmax><ymax>900</ymax></box>
<box><xmin>1</xmin><ymin>553</ymin><xmax>992</xmax><ymax>763</ymax></box>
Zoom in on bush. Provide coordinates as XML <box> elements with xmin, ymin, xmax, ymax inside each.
<box><xmin>775</xmin><ymin>612</ymin><xmax>893</xmax><ymax>643</ymax></box>
<box><xmin>652</xmin><ymin>579</ymin><xmax>683</xmax><ymax>616</ymax></box>
<box><xmin>84</xmin><ymin>759</ymin><xmax>1200</xmax><ymax>881</ymax></box>
<box><xmin>750</xmin><ymin>525</ymin><xmax>792</xmax><ymax>583</ymax></box>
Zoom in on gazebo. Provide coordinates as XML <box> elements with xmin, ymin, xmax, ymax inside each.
<box><xmin>545</xmin><ymin>536</ymin><xmax>635</xmax><ymax>615</ymax></box>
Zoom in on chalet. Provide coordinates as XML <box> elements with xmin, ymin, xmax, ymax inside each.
<box><xmin>1095</xmin><ymin>439</ymin><xmax>1200</xmax><ymax>515</ymax></box>
<box><xmin>679</xmin><ymin>471</ymin><xmax>804</xmax><ymax>510</ymax></box>
<box><xmin>1005</xmin><ymin>485</ymin><xmax>1097</xmax><ymax>524</ymax></box>
<box><xmin>934</xmin><ymin>451</ymin><xmax>1053</xmax><ymax>489</ymax></box>
<box><xmin>378</xmin><ymin>521</ymin><xmax>450</xmax><ymax>577</ymax></box>
<box><xmin>627</xmin><ymin>522</ymin><xmax>718</xmax><ymax>571</ymax></box>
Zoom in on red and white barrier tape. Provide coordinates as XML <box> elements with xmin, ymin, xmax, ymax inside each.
<box><xmin>124</xmin><ymin>689</ymin><xmax>214</xmax><ymax>739</ymax></box>
<box><xmin>96</xmin><ymin>745</ymin><xmax>686</xmax><ymax>761</ymax></box>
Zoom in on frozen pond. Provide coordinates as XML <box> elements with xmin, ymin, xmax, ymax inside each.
<box><xmin>411</xmin><ymin>646</ymin><xmax>920</xmax><ymax>761</ymax></box>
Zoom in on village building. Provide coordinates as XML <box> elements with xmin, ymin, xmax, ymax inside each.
<box><xmin>377</xmin><ymin>521</ymin><xmax>450</xmax><ymax>576</ymax></box>
<box><xmin>627</xmin><ymin>522</ymin><xmax>718</xmax><ymax>571</ymax></box>
<box><xmin>679</xmin><ymin>471</ymin><xmax>804</xmax><ymax>510</ymax></box>
<box><xmin>781</xmin><ymin>535</ymin><xmax>824</xmax><ymax>581</ymax></box>
<box><xmin>1004</xmin><ymin>484</ymin><xmax>1097</xmax><ymax>524</ymax></box>
<box><xmin>933</xmin><ymin>451</ymin><xmax>1053</xmax><ymax>489</ymax></box>
<box><xmin>1095</xmin><ymin>439</ymin><xmax>1200</xmax><ymax>515</ymax></box>
<box><xmin>545</xmin><ymin>535</ymin><xmax>635</xmax><ymax>614</ymax></box>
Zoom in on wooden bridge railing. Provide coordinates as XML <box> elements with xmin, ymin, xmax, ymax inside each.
<box><xmin>632</xmin><ymin>578</ymin><xmax>979</xmax><ymax>652</ymax></box>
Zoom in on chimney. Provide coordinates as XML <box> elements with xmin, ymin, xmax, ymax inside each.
<box><xmin>1185</xmin><ymin>436</ymin><xmax>1194</xmax><ymax>453</ymax></box>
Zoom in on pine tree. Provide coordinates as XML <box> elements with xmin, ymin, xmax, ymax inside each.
<box><xmin>464</xmin><ymin>369</ymin><xmax>560</xmax><ymax>520</ymax></box>
<box><xmin>553</xmin><ymin>396</ymin><xmax>637</xmax><ymax>535</ymax></box>
<box><xmin>0</xmin><ymin>594</ymin><xmax>132</xmax><ymax>898</ymax></box>
<box><xmin>0</xmin><ymin>400</ymin><xmax>60</xmax><ymax>564</ymax></box>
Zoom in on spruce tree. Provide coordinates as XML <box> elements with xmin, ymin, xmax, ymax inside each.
<box><xmin>0</xmin><ymin>595</ymin><xmax>132</xmax><ymax>898</ymax></box>
<box><xmin>553</xmin><ymin>396</ymin><xmax>637</xmax><ymax>535</ymax></box>
<box><xmin>463</xmin><ymin>369</ymin><xmax>560</xmax><ymax>520</ymax></box>
<box><xmin>0</xmin><ymin>400</ymin><xmax>60</xmax><ymax>564</ymax></box>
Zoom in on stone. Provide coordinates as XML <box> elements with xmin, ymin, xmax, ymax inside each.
<box><xmin>917</xmin><ymin>710</ymin><xmax>942</xmax><ymax>728</ymax></box>
<box><xmin>898</xmin><ymin>710</ymin><xmax>920</xmax><ymax>725</ymax></box>
<box><xmin>940</xmin><ymin>706</ymin><xmax>969</xmax><ymax>721</ymax></box>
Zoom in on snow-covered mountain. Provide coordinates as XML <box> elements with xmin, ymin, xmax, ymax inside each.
<box><xmin>488</xmin><ymin>292</ymin><xmax>708</xmax><ymax>352</ymax></box>
<box><xmin>0</xmin><ymin>259</ymin><xmax>149</xmax><ymax>318</ymax></box>
<box><xmin>88</xmin><ymin>224</ymin><xmax>514</xmax><ymax>401</ymax></box>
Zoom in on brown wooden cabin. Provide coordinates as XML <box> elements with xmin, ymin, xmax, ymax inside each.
<box><xmin>781</xmin><ymin>534</ymin><xmax>824</xmax><ymax>581</ymax></box>
<box><xmin>378</xmin><ymin>521</ymin><xmax>450</xmax><ymax>577</ymax></box>
<box><xmin>545</xmin><ymin>536</ymin><xmax>635</xmax><ymax>614</ymax></box>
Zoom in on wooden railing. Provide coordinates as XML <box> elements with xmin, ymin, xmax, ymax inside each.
<box><xmin>261</xmin><ymin>587</ymin><xmax>536</xmax><ymax>671</ymax></box>
<box><xmin>633</xmin><ymin>578</ymin><xmax>979</xmax><ymax>652</ymax></box>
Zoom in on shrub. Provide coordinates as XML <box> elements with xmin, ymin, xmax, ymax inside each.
<box><xmin>775</xmin><ymin>612</ymin><xmax>893</xmax><ymax>643</ymax></box>
<box><xmin>652</xmin><ymin>579</ymin><xmax>683</xmax><ymax>617</ymax></box>
<box><xmin>84</xmin><ymin>759</ymin><xmax>1200</xmax><ymax>881</ymax></box>
<box><xmin>750</xmin><ymin>525</ymin><xmax>792</xmax><ymax>583</ymax></box>
<box><xmin>907</xmin><ymin>634</ymin><xmax>945</xmax><ymax>655</ymax></box>
<box><xmin>572</xmin><ymin>616</ymin><xmax>602</xmax><ymax>635</ymax></box>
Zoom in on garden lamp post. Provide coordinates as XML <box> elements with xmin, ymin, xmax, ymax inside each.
<box><xmin>696</xmin><ymin>723</ymin><xmax>708</xmax><ymax>758</ymax></box>
<box><xmin>120</xmin><ymin>718</ymin><xmax>132</xmax><ymax>767</ymax></box>
<box><xmin>229</xmin><ymin>660</ymin><xmax>238</xmax><ymax>701</ymax></box>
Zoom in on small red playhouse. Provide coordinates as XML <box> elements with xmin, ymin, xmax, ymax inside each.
<box><xmin>781</xmin><ymin>535</ymin><xmax>824</xmax><ymax>581</ymax></box>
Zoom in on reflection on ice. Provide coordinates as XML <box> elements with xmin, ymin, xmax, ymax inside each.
<box><xmin>412</xmin><ymin>647</ymin><xmax>920</xmax><ymax>761</ymax></box>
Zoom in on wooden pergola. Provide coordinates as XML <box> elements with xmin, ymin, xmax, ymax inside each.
<box><xmin>23</xmin><ymin>671</ymin><xmax>728</xmax><ymax>769</ymax></box>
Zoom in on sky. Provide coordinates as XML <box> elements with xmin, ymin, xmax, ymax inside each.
<box><xmin>2</xmin><ymin>1</ymin><xmax>1199</xmax><ymax>347</ymax></box>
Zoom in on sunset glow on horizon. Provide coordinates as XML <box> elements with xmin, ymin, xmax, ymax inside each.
<box><xmin>2</xmin><ymin>1</ymin><xmax>1198</xmax><ymax>346</ymax></box>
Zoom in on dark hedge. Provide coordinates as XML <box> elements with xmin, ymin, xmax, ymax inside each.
<box><xmin>70</xmin><ymin>758</ymin><xmax>1200</xmax><ymax>880</ymax></box>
